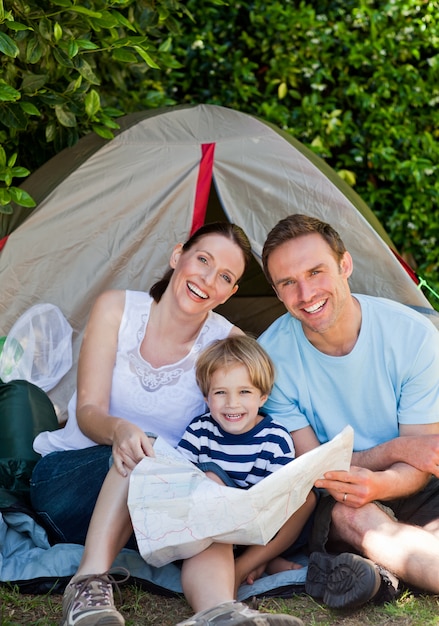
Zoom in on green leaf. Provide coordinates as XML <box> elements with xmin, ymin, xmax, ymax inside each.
<box><xmin>0</xmin><ymin>84</ymin><xmax>20</xmax><ymax>102</ymax></box>
<box><xmin>0</xmin><ymin>31</ymin><xmax>19</xmax><ymax>58</ymax></box>
<box><xmin>39</xmin><ymin>17</ymin><xmax>52</xmax><ymax>41</ymax></box>
<box><xmin>21</xmin><ymin>73</ymin><xmax>49</xmax><ymax>92</ymax></box>
<box><xmin>4</xmin><ymin>170</ymin><xmax>12</xmax><ymax>185</ymax></box>
<box><xmin>53</xmin><ymin>47</ymin><xmax>75</xmax><ymax>68</ymax></box>
<box><xmin>65</xmin><ymin>75</ymin><xmax>83</xmax><ymax>94</ymax></box>
<box><xmin>5</xmin><ymin>20</ymin><xmax>32</xmax><ymax>32</ymax></box>
<box><xmin>26</xmin><ymin>37</ymin><xmax>43</xmax><ymax>64</ymax></box>
<box><xmin>0</xmin><ymin>188</ymin><xmax>11</xmax><ymax>205</ymax></box>
<box><xmin>92</xmin><ymin>124</ymin><xmax>114</xmax><ymax>139</ymax></box>
<box><xmin>337</xmin><ymin>169</ymin><xmax>357</xmax><ymax>186</ymax></box>
<box><xmin>278</xmin><ymin>82</ymin><xmax>288</xmax><ymax>99</ymax></box>
<box><xmin>54</xmin><ymin>22</ymin><xmax>63</xmax><ymax>42</ymax></box>
<box><xmin>115</xmin><ymin>36</ymin><xmax>148</xmax><ymax>47</ymax></box>
<box><xmin>20</xmin><ymin>101</ymin><xmax>41</xmax><ymax>120</ymax></box>
<box><xmin>76</xmin><ymin>39</ymin><xmax>99</xmax><ymax>51</ymax></box>
<box><xmin>11</xmin><ymin>166</ymin><xmax>31</xmax><ymax>177</ymax></box>
<box><xmin>0</xmin><ymin>203</ymin><xmax>13</xmax><ymax>215</ymax></box>
<box><xmin>85</xmin><ymin>89</ymin><xmax>100</xmax><ymax>117</ymax></box>
<box><xmin>109</xmin><ymin>10</ymin><xmax>136</xmax><ymax>32</ymax></box>
<box><xmin>55</xmin><ymin>105</ymin><xmax>77</xmax><ymax>127</ymax></box>
<box><xmin>75</xmin><ymin>58</ymin><xmax>100</xmax><ymax>85</ymax></box>
<box><xmin>98</xmin><ymin>114</ymin><xmax>119</xmax><ymax>129</ymax></box>
<box><xmin>51</xmin><ymin>0</ymin><xmax>73</xmax><ymax>6</ymax></box>
<box><xmin>39</xmin><ymin>92</ymin><xmax>64</xmax><ymax>106</ymax></box>
<box><xmin>68</xmin><ymin>40</ymin><xmax>79</xmax><ymax>57</ymax></box>
<box><xmin>91</xmin><ymin>12</ymin><xmax>119</xmax><ymax>28</ymax></box>
<box><xmin>68</xmin><ymin>6</ymin><xmax>102</xmax><ymax>17</ymax></box>
<box><xmin>101</xmin><ymin>106</ymin><xmax>123</xmax><ymax>118</ymax></box>
<box><xmin>111</xmin><ymin>48</ymin><xmax>138</xmax><ymax>63</ymax></box>
<box><xmin>159</xmin><ymin>38</ymin><xmax>172</xmax><ymax>52</ymax></box>
<box><xmin>0</xmin><ymin>146</ymin><xmax>6</xmax><ymax>168</ymax></box>
<box><xmin>45</xmin><ymin>122</ymin><xmax>56</xmax><ymax>142</ymax></box>
<box><xmin>133</xmin><ymin>46</ymin><xmax>160</xmax><ymax>69</ymax></box>
<box><xmin>8</xmin><ymin>187</ymin><xmax>36</xmax><ymax>207</ymax></box>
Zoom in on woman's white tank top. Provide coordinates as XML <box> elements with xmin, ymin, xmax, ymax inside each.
<box><xmin>33</xmin><ymin>290</ymin><xmax>233</xmax><ymax>455</ymax></box>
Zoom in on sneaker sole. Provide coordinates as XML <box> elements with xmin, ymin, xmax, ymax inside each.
<box><xmin>180</xmin><ymin>613</ymin><xmax>303</xmax><ymax>625</ymax></box>
<box><xmin>61</xmin><ymin>613</ymin><xmax>125</xmax><ymax>626</ymax></box>
<box><xmin>306</xmin><ymin>552</ymin><xmax>379</xmax><ymax>609</ymax></box>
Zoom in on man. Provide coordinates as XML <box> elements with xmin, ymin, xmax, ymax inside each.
<box><xmin>258</xmin><ymin>213</ymin><xmax>439</xmax><ymax>609</ymax></box>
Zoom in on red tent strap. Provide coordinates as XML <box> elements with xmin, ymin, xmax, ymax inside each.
<box><xmin>390</xmin><ymin>248</ymin><xmax>419</xmax><ymax>284</ymax></box>
<box><xmin>0</xmin><ymin>235</ymin><xmax>8</xmax><ymax>252</ymax></box>
<box><xmin>391</xmin><ymin>248</ymin><xmax>439</xmax><ymax>304</ymax></box>
<box><xmin>190</xmin><ymin>143</ymin><xmax>216</xmax><ymax>235</ymax></box>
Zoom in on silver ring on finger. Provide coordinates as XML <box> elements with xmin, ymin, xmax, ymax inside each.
<box><xmin>343</xmin><ymin>493</ymin><xmax>347</xmax><ymax>502</ymax></box>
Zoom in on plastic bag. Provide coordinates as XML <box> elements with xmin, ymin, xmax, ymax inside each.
<box><xmin>0</xmin><ymin>303</ymin><xmax>73</xmax><ymax>392</ymax></box>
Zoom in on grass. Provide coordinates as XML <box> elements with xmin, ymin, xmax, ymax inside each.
<box><xmin>0</xmin><ymin>585</ymin><xmax>438</xmax><ymax>626</ymax></box>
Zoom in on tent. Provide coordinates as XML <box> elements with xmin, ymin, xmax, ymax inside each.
<box><xmin>0</xmin><ymin>103</ymin><xmax>437</xmax><ymax>420</ymax></box>
<box><xmin>0</xmin><ymin>103</ymin><xmax>438</xmax><ymax>597</ymax></box>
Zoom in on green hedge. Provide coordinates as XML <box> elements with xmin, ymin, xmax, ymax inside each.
<box><xmin>0</xmin><ymin>0</ymin><xmax>186</xmax><ymax>220</ymax></box>
<box><xmin>161</xmin><ymin>0</ymin><xmax>439</xmax><ymax>305</ymax></box>
<box><xmin>1</xmin><ymin>1</ymin><xmax>438</xmax><ymax>304</ymax></box>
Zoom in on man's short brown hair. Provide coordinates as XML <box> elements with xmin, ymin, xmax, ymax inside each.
<box><xmin>262</xmin><ymin>213</ymin><xmax>347</xmax><ymax>284</ymax></box>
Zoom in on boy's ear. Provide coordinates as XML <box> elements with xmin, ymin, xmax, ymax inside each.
<box><xmin>259</xmin><ymin>393</ymin><xmax>269</xmax><ymax>406</ymax></box>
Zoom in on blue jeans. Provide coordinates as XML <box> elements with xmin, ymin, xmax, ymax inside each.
<box><xmin>30</xmin><ymin>445</ymin><xmax>114</xmax><ymax>546</ymax></box>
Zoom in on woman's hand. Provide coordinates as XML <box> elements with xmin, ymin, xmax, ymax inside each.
<box><xmin>112</xmin><ymin>420</ymin><xmax>155</xmax><ymax>476</ymax></box>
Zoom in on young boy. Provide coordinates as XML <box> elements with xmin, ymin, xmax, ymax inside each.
<box><xmin>177</xmin><ymin>335</ymin><xmax>316</xmax><ymax>596</ymax></box>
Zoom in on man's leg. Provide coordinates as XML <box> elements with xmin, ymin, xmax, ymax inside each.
<box><xmin>331</xmin><ymin>501</ymin><xmax>439</xmax><ymax>594</ymax></box>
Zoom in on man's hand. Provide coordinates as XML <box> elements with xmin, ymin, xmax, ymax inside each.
<box><xmin>315</xmin><ymin>457</ymin><xmax>432</xmax><ymax>505</ymax></box>
<box><xmin>315</xmin><ymin>466</ymin><xmax>380</xmax><ymax>508</ymax></box>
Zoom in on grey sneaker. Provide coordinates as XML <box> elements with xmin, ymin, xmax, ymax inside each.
<box><xmin>176</xmin><ymin>600</ymin><xmax>304</xmax><ymax>625</ymax></box>
<box><xmin>61</xmin><ymin>570</ymin><xmax>129</xmax><ymax>625</ymax></box>
<box><xmin>305</xmin><ymin>552</ymin><xmax>399</xmax><ymax>609</ymax></box>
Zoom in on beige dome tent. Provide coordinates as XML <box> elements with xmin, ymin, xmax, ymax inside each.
<box><xmin>0</xmin><ymin>104</ymin><xmax>437</xmax><ymax>419</ymax></box>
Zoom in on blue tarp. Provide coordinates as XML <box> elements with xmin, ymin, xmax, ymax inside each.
<box><xmin>0</xmin><ymin>510</ymin><xmax>307</xmax><ymax>599</ymax></box>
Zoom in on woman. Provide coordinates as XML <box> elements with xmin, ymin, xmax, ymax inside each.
<box><xmin>30</xmin><ymin>222</ymin><xmax>302</xmax><ymax>626</ymax></box>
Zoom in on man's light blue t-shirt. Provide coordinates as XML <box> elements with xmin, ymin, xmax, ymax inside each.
<box><xmin>258</xmin><ymin>295</ymin><xmax>439</xmax><ymax>451</ymax></box>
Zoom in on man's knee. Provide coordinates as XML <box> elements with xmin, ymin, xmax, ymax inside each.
<box><xmin>331</xmin><ymin>502</ymin><xmax>395</xmax><ymax>545</ymax></box>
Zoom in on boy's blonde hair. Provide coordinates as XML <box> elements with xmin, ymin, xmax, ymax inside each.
<box><xmin>195</xmin><ymin>335</ymin><xmax>275</xmax><ymax>397</ymax></box>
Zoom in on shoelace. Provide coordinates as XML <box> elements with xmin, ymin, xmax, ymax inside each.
<box><xmin>72</xmin><ymin>568</ymin><xmax>130</xmax><ymax>608</ymax></box>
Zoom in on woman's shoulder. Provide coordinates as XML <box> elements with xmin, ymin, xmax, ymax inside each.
<box><xmin>123</xmin><ymin>289</ymin><xmax>152</xmax><ymax>305</ymax></box>
<box><xmin>206</xmin><ymin>309</ymin><xmax>235</xmax><ymax>334</ymax></box>
<box><xmin>89</xmin><ymin>289</ymin><xmax>126</xmax><ymax>323</ymax></box>
<box><xmin>95</xmin><ymin>289</ymin><xmax>152</xmax><ymax>309</ymax></box>
<box><xmin>90</xmin><ymin>290</ymin><xmax>152</xmax><ymax>328</ymax></box>
<box><xmin>93</xmin><ymin>289</ymin><xmax>125</xmax><ymax>304</ymax></box>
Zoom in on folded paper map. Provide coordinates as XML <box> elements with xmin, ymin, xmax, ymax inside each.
<box><xmin>128</xmin><ymin>425</ymin><xmax>353</xmax><ymax>567</ymax></box>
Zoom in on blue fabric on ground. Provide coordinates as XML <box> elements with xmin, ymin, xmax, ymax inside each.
<box><xmin>0</xmin><ymin>511</ymin><xmax>307</xmax><ymax>599</ymax></box>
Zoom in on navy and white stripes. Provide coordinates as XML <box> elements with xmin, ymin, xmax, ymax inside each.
<box><xmin>177</xmin><ymin>412</ymin><xmax>296</xmax><ymax>489</ymax></box>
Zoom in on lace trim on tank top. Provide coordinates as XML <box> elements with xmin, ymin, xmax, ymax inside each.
<box><xmin>127</xmin><ymin>313</ymin><xmax>208</xmax><ymax>391</ymax></box>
